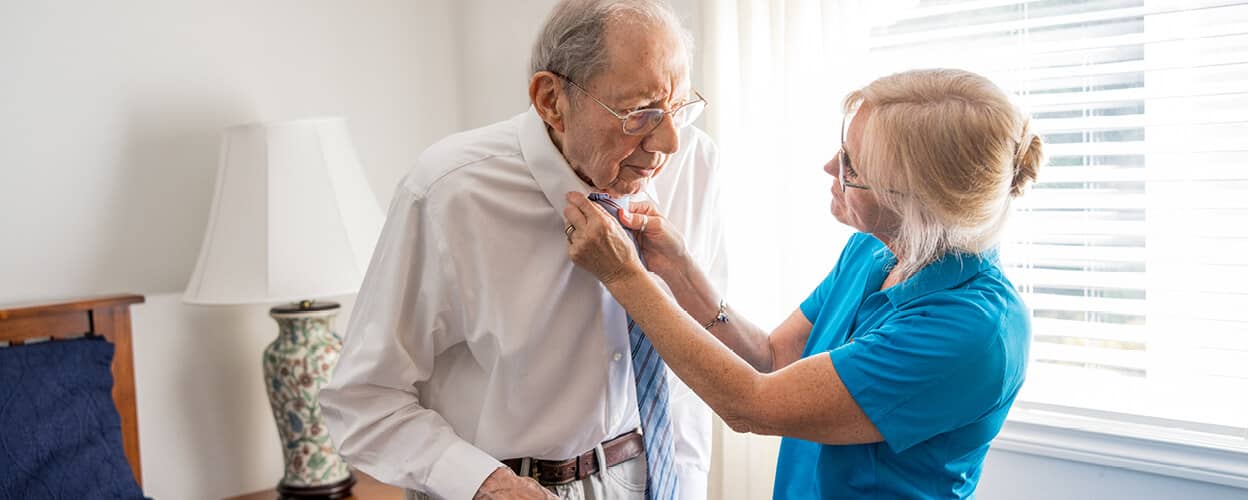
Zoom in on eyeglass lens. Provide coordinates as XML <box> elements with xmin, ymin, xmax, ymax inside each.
<box><xmin>622</xmin><ymin>100</ymin><xmax>706</xmax><ymax>135</ymax></box>
<box><xmin>839</xmin><ymin>150</ymin><xmax>849</xmax><ymax>193</ymax></box>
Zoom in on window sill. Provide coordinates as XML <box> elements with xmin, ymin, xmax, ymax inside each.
<box><xmin>994</xmin><ymin>409</ymin><xmax>1248</xmax><ymax>490</ymax></box>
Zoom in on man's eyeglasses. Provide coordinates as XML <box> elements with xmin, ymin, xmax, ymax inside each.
<box><xmin>553</xmin><ymin>72</ymin><xmax>708</xmax><ymax>136</ymax></box>
<box><xmin>839</xmin><ymin>112</ymin><xmax>873</xmax><ymax>193</ymax></box>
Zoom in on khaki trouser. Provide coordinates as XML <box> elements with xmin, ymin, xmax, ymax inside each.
<box><xmin>407</xmin><ymin>445</ymin><xmax>647</xmax><ymax>500</ymax></box>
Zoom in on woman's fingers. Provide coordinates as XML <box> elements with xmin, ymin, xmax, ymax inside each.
<box><xmin>563</xmin><ymin>193</ymin><xmax>664</xmax><ymax>252</ymax></box>
<box><xmin>561</xmin><ymin>191</ymin><xmax>646</xmax><ymax>284</ymax></box>
<box><xmin>619</xmin><ymin>201</ymin><xmax>664</xmax><ymax>235</ymax></box>
<box><xmin>562</xmin><ymin>193</ymin><xmax>601</xmax><ymax>244</ymax></box>
<box><xmin>617</xmin><ymin>210</ymin><xmax>646</xmax><ymax>231</ymax></box>
<box><xmin>564</xmin><ymin>192</ymin><xmax>631</xmax><ymax>249</ymax></box>
<box><xmin>562</xmin><ymin>193</ymin><xmax>591</xmax><ymax>229</ymax></box>
<box><xmin>567</xmin><ymin>193</ymin><xmax>616</xmax><ymax>231</ymax></box>
<box><xmin>629</xmin><ymin>200</ymin><xmax>660</xmax><ymax>215</ymax></box>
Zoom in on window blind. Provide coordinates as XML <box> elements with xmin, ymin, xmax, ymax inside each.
<box><xmin>861</xmin><ymin>0</ymin><xmax>1248</xmax><ymax>443</ymax></box>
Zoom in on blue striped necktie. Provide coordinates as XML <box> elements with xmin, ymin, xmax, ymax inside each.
<box><xmin>587</xmin><ymin>193</ymin><xmax>679</xmax><ymax>500</ymax></box>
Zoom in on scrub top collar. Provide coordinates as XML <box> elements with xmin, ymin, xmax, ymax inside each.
<box><xmin>871</xmin><ymin>237</ymin><xmax>1001</xmax><ymax>307</ymax></box>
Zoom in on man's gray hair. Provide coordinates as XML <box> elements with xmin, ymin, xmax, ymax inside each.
<box><xmin>530</xmin><ymin>0</ymin><xmax>693</xmax><ymax>86</ymax></box>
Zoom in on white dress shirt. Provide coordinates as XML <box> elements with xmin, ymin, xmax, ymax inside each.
<box><xmin>320</xmin><ymin>107</ymin><xmax>727</xmax><ymax>500</ymax></box>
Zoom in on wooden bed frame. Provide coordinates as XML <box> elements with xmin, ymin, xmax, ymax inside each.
<box><xmin>0</xmin><ymin>294</ymin><xmax>146</xmax><ymax>487</ymax></box>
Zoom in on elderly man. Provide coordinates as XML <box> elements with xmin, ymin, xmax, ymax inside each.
<box><xmin>319</xmin><ymin>1</ymin><xmax>727</xmax><ymax>499</ymax></box>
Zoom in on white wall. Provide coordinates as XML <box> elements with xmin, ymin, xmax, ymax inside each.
<box><xmin>452</xmin><ymin>0</ymin><xmax>551</xmax><ymax>130</ymax></box>
<box><xmin>453</xmin><ymin>0</ymin><xmax>703</xmax><ymax>130</ymax></box>
<box><xmin>0</xmin><ymin>0</ymin><xmax>459</xmax><ymax>305</ymax></box>
<box><xmin>0</xmin><ymin>1</ymin><xmax>458</xmax><ymax>498</ymax></box>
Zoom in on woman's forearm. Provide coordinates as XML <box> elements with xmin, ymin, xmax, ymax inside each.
<box><xmin>655</xmin><ymin>255</ymin><xmax>778</xmax><ymax>372</ymax></box>
<box><xmin>606</xmin><ymin>270</ymin><xmax>881</xmax><ymax>443</ymax></box>
<box><xmin>606</xmin><ymin>271</ymin><xmax>764</xmax><ymax>425</ymax></box>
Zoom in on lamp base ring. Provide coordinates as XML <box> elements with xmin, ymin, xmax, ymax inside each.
<box><xmin>277</xmin><ymin>472</ymin><xmax>356</xmax><ymax>500</ymax></box>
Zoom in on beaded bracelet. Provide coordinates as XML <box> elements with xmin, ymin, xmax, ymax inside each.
<box><xmin>702</xmin><ymin>299</ymin><xmax>728</xmax><ymax>330</ymax></box>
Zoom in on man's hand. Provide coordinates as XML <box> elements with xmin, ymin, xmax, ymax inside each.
<box><xmin>472</xmin><ymin>467</ymin><xmax>558</xmax><ymax>500</ymax></box>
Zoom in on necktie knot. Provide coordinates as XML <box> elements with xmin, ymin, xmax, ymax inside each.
<box><xmin>588</xmin><ymin>192</ymin><xmax>629</xmax><ymax>217</ymax></box>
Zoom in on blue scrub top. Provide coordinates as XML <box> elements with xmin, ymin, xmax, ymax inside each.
<box><xmin>773</xmin><ymin>233</ymin><xmax>1030</xmax><ymax>500</ymax></box>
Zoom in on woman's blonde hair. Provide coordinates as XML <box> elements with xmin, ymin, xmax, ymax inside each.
<box><xmin>844</xmin><ymin>68</ymin><xmax>1044</xmax><ymax>281</ymax></box>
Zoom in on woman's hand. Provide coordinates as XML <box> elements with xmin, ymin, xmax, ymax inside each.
<box><xmin>616</xmin><ymin>200</ymin><xmax>691</xmax><ymax>279</ymax></box>
<box><xmin>563</xmin><ymin>193</ymin><xmax>647</xmax><ymax>285</ymax></box>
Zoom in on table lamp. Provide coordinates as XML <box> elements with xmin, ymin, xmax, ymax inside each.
<box><xmin>183</xmin><ymin>117</ymin><xmax>383</xmax><ymax>499</ymax></box>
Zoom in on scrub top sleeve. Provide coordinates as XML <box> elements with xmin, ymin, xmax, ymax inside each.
<box><xmin>800</xmin><ymin>269</ymin><xmax>838</xmax><ymax>323</ymax></box>
<box><xmin>800</xmin><ymin>233</ymin><xmax>870</xmax><ymax>322</ymax></box>
<box><xmin>828</xmin><ymin>290</ymin><xmax>1009</xmax><ymax>453</ymax></box>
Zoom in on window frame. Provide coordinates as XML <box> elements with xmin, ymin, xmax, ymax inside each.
<box><xmin>995</xmin><ymin>407</ymin><xmax>1248</xmax><ymax>488</ymax></box>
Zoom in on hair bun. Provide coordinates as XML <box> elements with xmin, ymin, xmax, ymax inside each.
<box><xmin>1011</xmin><ymin>122</ymin><xmax>1044</xmax><ymax>197</ymax></box>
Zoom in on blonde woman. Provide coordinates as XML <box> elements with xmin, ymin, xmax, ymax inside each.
<box><xmin>561</xmin><ymin>68</ymin><xmax>1044</xmax><ymax>499</ymax></box>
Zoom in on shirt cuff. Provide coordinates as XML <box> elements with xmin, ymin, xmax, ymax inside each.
<box><xmin>425</xmin><ymin>440</ymin><xmax>504</xmax><ymax>500</ymax></box>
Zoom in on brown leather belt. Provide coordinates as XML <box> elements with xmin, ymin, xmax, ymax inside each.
<box><xmin>502</xmin><ymin>430</ymin><xmax>644</xmax><ymax>486</ymax></box>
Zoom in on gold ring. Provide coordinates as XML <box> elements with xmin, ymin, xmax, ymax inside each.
<box><xmin>565</xmin><ymin>224</ymin><xmax>575</xmax><ymax>237</ymax></box>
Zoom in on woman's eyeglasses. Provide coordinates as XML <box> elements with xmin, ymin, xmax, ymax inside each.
<box><xmin>839</xmin><ymin>112</ymin><xmax>873</xmax><ymax>193</ymax></box>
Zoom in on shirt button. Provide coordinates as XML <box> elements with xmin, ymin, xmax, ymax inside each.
<box><xmin>613</xmin><ymin>352</ymin><xmax>623</xmax><ymax>361</ymax></box>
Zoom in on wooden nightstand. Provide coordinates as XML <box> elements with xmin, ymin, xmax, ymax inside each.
<box><xmin>224</xmin><ymin>472</ymin><xmax>402</xmax><ymax>500</ymax></box>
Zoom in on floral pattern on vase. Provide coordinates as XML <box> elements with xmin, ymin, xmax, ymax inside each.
<box><xmin>265</xmin><ymin>306</ymin><xmax>352</xmax><ymax>488</ymax></box>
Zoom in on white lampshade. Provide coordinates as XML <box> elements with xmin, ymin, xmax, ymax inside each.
<box><xmin>183</xmin><ymin>117</ymin><xmax>383</xmax><ymax>305</ymax></box>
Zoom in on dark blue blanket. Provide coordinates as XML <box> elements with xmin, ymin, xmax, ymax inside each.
<box><xmin>0</xmin><ymin>336</ymin><xmax>148</xmax><ymax>499</ymax></box>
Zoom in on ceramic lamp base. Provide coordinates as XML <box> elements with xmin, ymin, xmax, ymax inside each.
<box><xmin>265</xmin><ymin>301</ymin><xmax>354</xmax><ymax>499</ymax></box>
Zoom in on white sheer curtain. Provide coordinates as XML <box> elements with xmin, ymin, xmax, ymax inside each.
<box><xmin>695</xmin><ymin>1</ymin><xmax>912</xmax><ymax>498</ymax></box>
<box><xmin>699</xmin><ymin>0</ymin><xmax>1248</xmax><ymax>495</ymax></box>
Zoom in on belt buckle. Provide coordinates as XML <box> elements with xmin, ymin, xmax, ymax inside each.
<box><xmin>527</xmin><ymin>460</ymin><xmax>543</xmax><ymax>482</ymax></box>
<box><xmin>537</xmin><ymin>459</ymin><xmax>581</xmax><ymax>487</ymax></box>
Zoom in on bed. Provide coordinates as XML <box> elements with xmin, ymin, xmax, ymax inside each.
<box><xmin>0</xmin><ymin>294</ymin><xmax>147</xmax><ymax>498</ymax></box>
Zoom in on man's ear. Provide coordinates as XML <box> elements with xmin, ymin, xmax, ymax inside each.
<box><xmin>530</xmin><ymin>71</ymin><xmax>567</xmax><ymax>133</ymax></box>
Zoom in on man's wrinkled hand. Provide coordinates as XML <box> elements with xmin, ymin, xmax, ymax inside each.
<box><xmin>472</xmin><ymin>467</ymin><xmax>558</xmax><ymax>500</ymax></box>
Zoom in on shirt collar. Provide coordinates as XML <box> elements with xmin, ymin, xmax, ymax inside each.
<box><xmin>518</xmin><ymin>106</ymin><xmax>658</xmax><ymax>214</ymax></box>
<box><xmin>880</xmin><ymin>240</ymin><xmax>1000</xmax><ymax>306</ymax></box>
